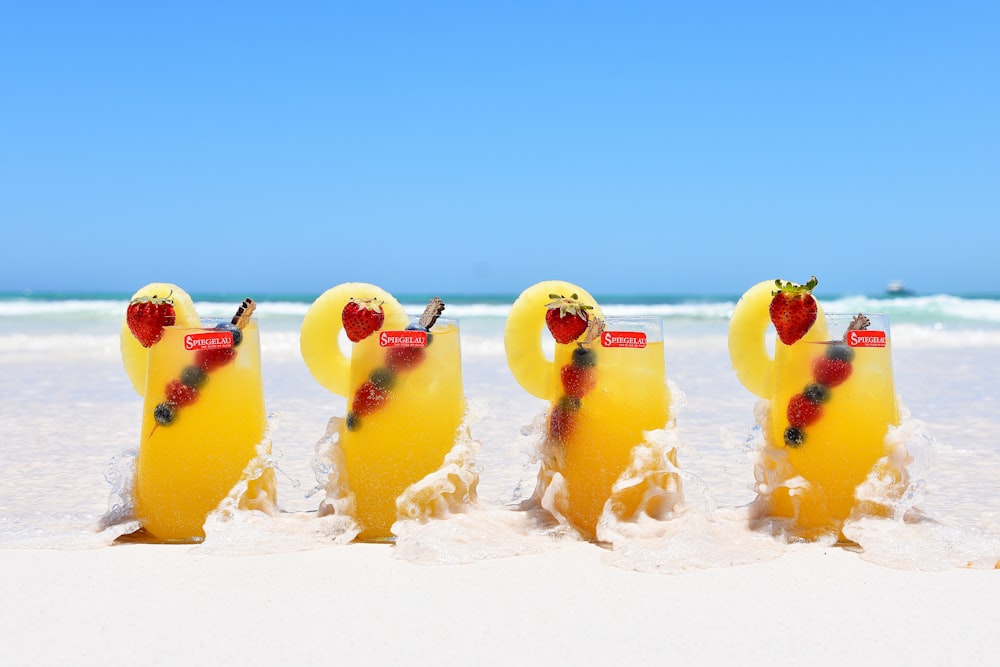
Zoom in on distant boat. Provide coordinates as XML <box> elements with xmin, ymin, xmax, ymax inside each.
<box><xmin>885</xmin><ymin>280</ymin><xmax>914</xmax><ymax>297</ymax></box>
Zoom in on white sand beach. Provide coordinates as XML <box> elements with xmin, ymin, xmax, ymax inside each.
<box><xmin>3</xmin><ymin>541</ymin><xmax>997</xmax><ymax>666</ymax></box>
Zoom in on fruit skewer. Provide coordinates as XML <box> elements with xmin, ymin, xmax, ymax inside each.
<box><xmin>149</xmin><ymin>298</ymin><xmax>256</xmax><ymax>434</ymax></box>
<box><xmin>783</xmin><ymin>313</ymin><xmax>869</xmax><ymax>447</ymax></box>
<box><xmin>346</xmin><ymin>297</ymin><xmax>446</xmax><ymax>431</ymax></box>
<box><xmin>548</xmin><ymin>317</ymin><xmax>603</xmax><ymax>443</ymax></box>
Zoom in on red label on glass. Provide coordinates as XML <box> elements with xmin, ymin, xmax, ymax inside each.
<box><xmin>846</xmin><ymin>330</ymin><xmax>887</xmax><ymax>348</ymax></box>
<box><xmin>379</xmin><ymin>330</ymin><xmax>428</xmax><ymax>348</ymax></box>
<box><xmin>601</xmin><ymin>331</ymin><xmax>647</xmax><ymax>349</ymax></box>
<box><xmin>184</xmin><ymin>331</ymin><xmax>234</xmax><ymax>351</ymax></box>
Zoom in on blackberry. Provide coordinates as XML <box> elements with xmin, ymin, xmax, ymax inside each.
<box><xmin>180</xmin><ymin>365</ymin><xmax>208</xmax><ymax>389</ymax></box>
<box><xmin>346</xmin><ymin>412</ymin><xmax>362</xmax><ymax>431</ymax></box>
<box><xmin>558</xmin><ymin>395</ymin><xmax>582</xmax><ymax>412</ymax></box>
<box><xmin>154</xmin><ymin>402</ymin><xmax>177</xmax><ymax>426</ymax></box>
<box><xmin>784</xmin><ymin>426</ymin><xmax>805</xmax><ymax>448</ymax></box>
<box><xmin>571</xmin><ymin>346</ymin><xmax>597</xmax><ymax>368</ymax></box>
<box><xmin>803</xmin><ymin>383</ymin><xmax>829</xmax><ymax>404</ymax></box>
<box><xmin>826</xmin><ymin>342</ymin><xmax>854</xmax><ymax>362</ymax></box>
<box><xmin>369</xmin><ymin>367</ymin><xmax>397</xmax><ymax>390</ymax></box>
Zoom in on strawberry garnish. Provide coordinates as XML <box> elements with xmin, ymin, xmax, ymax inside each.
<box><xmin>345</xmin><ymin>297</ymin><xmax>445</xmax><ymax>431</ymax></box>
<box><xmin>126</xmin><ymin>293</ymin><xmax>176</xmax><ymax>347</ymax></box>
<box><xmin>342</xmin><ymin>298</ymin><xmax>385</xmax><ymax>342</ymax></box>
<box><xmin>545</xmin><ymin>293</ymin><xmax>593</xmax><ymax>344</ymax></box>
<box><xmin>769</xmin><ymin>277</ymin><xmax>818</xmax><ymax>346</ymax></box>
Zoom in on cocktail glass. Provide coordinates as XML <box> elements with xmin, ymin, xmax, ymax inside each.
<box><xmin>548</xmin><ymin>316</ymin><xmax>673</xmax><ymax>538</ymax></box>
<box><xmin>505</xmin><ymin>284</ymin><xmax>678</xmax><ymax>541</ymax></box>
<box><xmin>301</xmin><ymin>285</ymin><xmax>468</xmax><ymax>542</ymax></box>
<box><xmin>135</xmin><ymin>316</ymin><xmax>273</xmax><ymax>542</ymax></box>
<box><xmin>730</xmin><ymin>287</ymin><xmax>902</xmax><ymax>540</ymax></box>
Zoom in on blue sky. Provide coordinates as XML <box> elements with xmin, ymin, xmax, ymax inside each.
<box><xmin>2</xmin><ymin>1</ymin><xmax>998</xmax><ymax>297</ymax></box>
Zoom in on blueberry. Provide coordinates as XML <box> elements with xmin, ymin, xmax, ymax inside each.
<box><xmin>826</xmin><ymin>342</ymin><xmax>854</xmax><ymax>362</ymax></box>
<box><xmin>803</xmin><ymin>383</ymin><xmax>829</xmax><ymax>404</ymax></box>
<box><xmin>558</xmin><ymin>395</ymin><xmax>582</xmax><ymax>412</ymax></box>
<box><xmin>369</xmin><ymin>367</ymin><xmax>397</xmax><ymax>390</ymax></box>
<box><xmin>216</xmin><ymin>322</ymin><xmax>243</xmax><ymax>347</ymax></box>
<box><xmin>406</xmin><ymin>323</ymin><xmax>433</xmax><ymax>345</ymax></box>
<box><xmin>571</xmin><ymin>346</ymin><xmax>597</xmax><ymax>368</ymax></box>
<box><xmin>784</xmin><ymin>426</ymin><xmax>805</xmax><ymax>447</ymax></box>
<box><xmin>154</xmin><ymin>402</ymin><xmax>177</xmax><ymax>426</ymax></box>
<box><xmin>180</xmin><ymin>365</ymin><xmax>208</xmax><ymax>389</ymax></box>
<box><xmin>346</xmin><ymin>412</ymin><xmax>361</xmax><ymax>431</ymax></box>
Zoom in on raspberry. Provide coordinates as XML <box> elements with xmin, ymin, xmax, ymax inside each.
<box><xmin>812</xmin><ymin>357</ymin><xmax>852</xmax><ymax>387</ymax></box>
<box><xmin>548</xmin><ymin>404</ymin><xmax>575</xmax><ymax>443</ymax></box>
<box><xmin>165</xmin><ymin>379</ymin><xmax>198</xmax><ymax>407</ymax></box>
<box><xmin>351</xmin><ymin>380</ymin><xmax>389</xmax><ymax>416</ymax></box>
<box><xmin>560</xmin><ymin>364</ymin><xmax>597</xmax><ymax>399</ymax></box>
<box><xmin>787</xmin><ymin>393</ymin><xmax>823</xmax><ymax>428</ymax></box>
<box><xmin>385</xmin><ymin>347</ymin><xmax>425</xmax><ymax>371</ymax></box>
<box><xmin>196</xmin><ymin>346</ymin><xmax>237</xmax><ymax>371</ymax></box>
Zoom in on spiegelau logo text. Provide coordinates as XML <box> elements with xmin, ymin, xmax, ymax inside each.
<box><xmin>601</xmin><ymin>331</ymin><xmax>647</xmax><ymax>349</ymax></box>
<box><xmin>846</xmin><ymin>330</ymin><xmax>887</xmax><ymax>348</ymax></box>
<box><xmin>184</xmin><ymin>331</ymin><xmax>234</xmax><ymax>351</ymax></box>
<box><xmin>379</xmin><ymin>330</ymin><xmax>428</xmax><ymax>348</ymax></box>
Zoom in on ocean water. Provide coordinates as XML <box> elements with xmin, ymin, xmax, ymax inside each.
<box><xmin>1</xmin><ymin>289</ymin><xmax>999</xmax><ymax>570</ymax></box>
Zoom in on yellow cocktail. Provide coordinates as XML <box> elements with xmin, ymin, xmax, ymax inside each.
<box><xmin>300</xmin><ymin>284</ymin><xmax>468</xmax><ymax>541</ymax></box>
<box><xmin>729</xmin><ymin>279</ymin><xmax>902</xmax><ymax>540</ymax></box>
<box><xmin>122</xmin><ymin>286</ymin><xmax>274</xmax><ymax>542</ymax></box>
<box><xmin>505</xmin><ymin>281</ymin><xmax>677</xmax><ymax>540</ymax></box>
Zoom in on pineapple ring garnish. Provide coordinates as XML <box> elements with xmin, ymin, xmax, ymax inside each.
<box><xmin>728</xmin><ymin>279</ymin><xmax>827</xmax><ymax>398</ymax></box>
<box><xmin>504</xmin><ymin>280</ymin><xmax>603</xmax><ymax>399</ymax></box>
<box><xmin>120</xmin><ymin>283</ymin><xmax>200</xmax><ymax>396</ymax></box>
<box><xmin>300</xmin><ymin>282</ymin><xmax>408</xmax><ymax>397</ymax></box>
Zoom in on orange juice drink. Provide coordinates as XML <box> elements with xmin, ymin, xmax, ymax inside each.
<box><xmin>552</xmin><ymin>318</ymin><xmax>671</xmax><ymax>538</ymax></box>
<box><xmin>729</xmin><ymin>279</ymin><xmax>901</xmax><ymax>540</ymax></box>
<box><xmin>121</xmin><ymin>286</ymin><xmax>273</xmax><ymax>542</ymax></box>
<box><xmin>300</xmin><ymin>284</ymin><xmax>467</xmax><ymax>541</ymax></box>
<box><xmin>342</xmin><ymin>318</ymin><xmax>464</xmax><ymax>540</ymax></box>
<box><xmin>505</xmin><ymin>281</ymin><xmax>676</xmax><ymax>540</ymax></box>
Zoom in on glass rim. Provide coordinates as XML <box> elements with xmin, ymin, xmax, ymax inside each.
<box><xmin>600</xmin><ymin>314</ymin><xmax>663</xmax><ymax>325</ymax></box>
<box><xmin>820</xmin><ymin>312</ymin><xmax>891</xmax><ymax>339</ymax></box>
<box><xmin>163</xmin><ymin>317</ymin><xmax>257</xmax><ymax>332</ymax></box>
<box><xmin>402</xmin><ymin>315</ymin><xmax>458</xmax><ymax>327</ymax></box>
<box><xmin>599</xmin><ymin>315</ymin><xmax>663</xmax><ymax>339</ymax></box>
<box><xmin>822</xmin><ymin>312</ymin><xmax>890</xmax><ymax>325</ymax></box>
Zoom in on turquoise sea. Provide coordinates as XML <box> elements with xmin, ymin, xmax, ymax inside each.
<box><xmin>4</xmin><ymin>288</ymin><xmax>1000</xmax><ymax>334</ymax></box>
